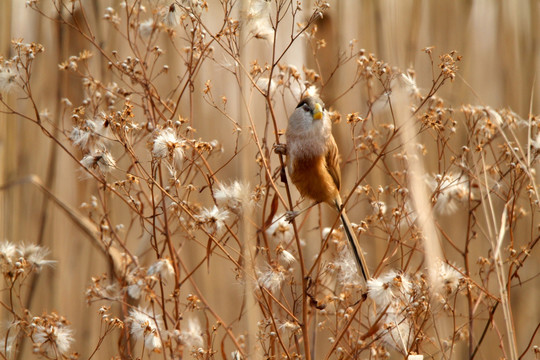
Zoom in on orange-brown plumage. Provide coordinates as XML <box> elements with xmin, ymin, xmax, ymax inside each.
<box><xmin>289</xmin><ymin>137</ymin><xmax>341</xmax><ymax>205</ymax></box>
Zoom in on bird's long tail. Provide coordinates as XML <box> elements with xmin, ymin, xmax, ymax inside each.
<box><xmin>335</xmin><ymin>201</ymin><xmax>370</xmax><ymax>281</ymax></box>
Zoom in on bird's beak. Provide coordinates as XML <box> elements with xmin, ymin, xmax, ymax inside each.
<box><xmin>313</xmin><ymin>103</ymin><xmax>323</xmax><ymax>120</ymax></box>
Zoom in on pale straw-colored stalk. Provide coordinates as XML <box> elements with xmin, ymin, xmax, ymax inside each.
<box><xmin>478</xmin><ymin>152</ymin><xmax>518</xmax><ymax>360</ymax></box>
<box><xmin>394</xmin><ymin>83</ymin><xmax>446</xmax><ymax>355</ymax></box>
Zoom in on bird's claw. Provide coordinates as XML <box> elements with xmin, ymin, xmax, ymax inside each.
<box><xmin>285</xmin><ymin>210</ymin><xmax>299</xmax><ymax>223</ymax></box>
<box><xmin>273</xmin><ymin>143</ymin><xmax>287</xmax><ymax>155</ymax></box>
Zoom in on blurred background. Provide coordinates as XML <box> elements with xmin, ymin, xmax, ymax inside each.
<box><xmin>1</xmin><ymin>0</ymin><xmax>539</xmax><ymax>358</ymax></box>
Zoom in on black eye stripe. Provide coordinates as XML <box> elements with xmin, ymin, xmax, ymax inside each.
<box><xmin>295</xmin><ymin>98</ymin><xmax>326</xmax><ymax>112</ymax></box>
<box><xmin>296</xmin><ymin>99</ymin><xmax>308</xmax><ymax>109</ymax></box>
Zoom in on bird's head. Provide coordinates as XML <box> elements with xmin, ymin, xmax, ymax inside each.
<box><xmin>294</xmin><ymin>96</ymin><xmax>325</xmax><ymax>122</ymax></box>
<box><xmin>287</xmin><ymin>95</ymin><xmax>330</xmax><ymax>137</ymax></box>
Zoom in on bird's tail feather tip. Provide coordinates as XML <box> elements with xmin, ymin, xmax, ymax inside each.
<box><xmin>339</xmin><ymin>211</ymin><xmax>370</xmax><ymax>281</ymax></box>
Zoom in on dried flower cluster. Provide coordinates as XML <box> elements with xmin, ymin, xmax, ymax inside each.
<box><xmin>0</xmin><ymin>242</ymin><xmax>77</xmax><ymax>358</ymax></box>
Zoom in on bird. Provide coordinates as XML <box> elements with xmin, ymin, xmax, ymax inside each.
<box><xmin>279</xmin><ymin>95</ymin><xmax>370</xmax><ymax>281</ymax></box>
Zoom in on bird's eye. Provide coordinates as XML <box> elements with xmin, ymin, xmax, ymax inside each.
<box><xmin>301</xmin><ymin>103</ymin><xmax>310</xmax><ymax>112</ymax></box>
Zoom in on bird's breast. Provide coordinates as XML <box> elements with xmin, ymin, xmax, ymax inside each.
<box><xmin>287</xmin><ymin>152</ymin><xmax>339</xmax><ymax>204</ymax></box>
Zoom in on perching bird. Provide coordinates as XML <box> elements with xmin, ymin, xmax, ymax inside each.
<box><xmin>281</xmin><ymin>95</ymin><xmax>370</xmax><ymax>281</ymax></box>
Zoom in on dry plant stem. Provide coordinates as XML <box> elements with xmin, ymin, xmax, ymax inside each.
<box><xmin>26</xmin><ymin>18</ymin><xmax>64</xmax><ymax>312</ymax></box>
<box><xmin>237</xmin><ymin>90</ymin><xmax>287</xmax><ymax>207</ymax></box>
<box><xmin>266</xmin><ymin>97</ymin><xmax>311</xmax><ymax>359</ymax></box>
<box><xmin>323</xmin><ymin>301</ymin><xmax>365</xmax><ymax>360</ymax></box>
<box><xmin>262</xmin><ymin>286</ymin><xmax>300</xmax><ymax>324</ymax></box>
<box><xmin>234</xmin><ymin>43</ymin><xmax>262</xmax><ymax>354</ymax></box>
<box><xmin>176</xmin><ymin>253</ymin><xmax>245</xmax><ymax>356</ymax></box>
<box><xmin>0</xmin><ymin>175</ymin><xmax>103</xmax><ymax>254</ymax></box>
<box><xmin>156</xmin><ymin>163</ymin><xmax>181</xmax><ymax>319</ymax></box>
<box><xmin>431</xmin><ymin>311</ymin><xmax>450</xmax><ymax>360</ymax></box>
<box><xmin>1</xmin><ymin>102</ymin><xmax>153</xmax><ymax>257</ymax></box>
<box><xmin>479</xmin><ymin>153</ymin><xmax>518</xmax><ymax>360</ymax></box>
<box><xmin>51</xmin><ymin>3</ymin><xmax>177</xmax><ymax>120</ymax></box>
<box><xmin>494</xmin><ymin>120</ymin><xmax>540</xmax><ymax>204</ymax></box>
<box><xmin>253</xmin><ymin>7</ymin><xmax>330</xmax><ymax>359</ymax></box>
<box><xmin>147</xmin><ymin>178</ymin><xmax>245</xmax><ymax>269</ymax></box>
<box><xmin>335</xmin><ymin>63</ymin><xmax>455</xmax><ymax>267</ymax></box>
<box><xmin>192</xmin><ymin>20</ymin><xmax>290</xmax><ymax>207</ymax></box>
<box><xmin>87</xmin><ymin>324</ymin><xmax>117</xmax><ymax>360</ymax></box>
<box><xmin>2</xmin><ymin>93</ymin><xmax>239</xmax><ymax>300</ymax></box>
<box><xmin>470</xmin><ymin>302</ymin><xmax>499</xmax><ymax>360</ymax></box>
<box><xmin>518</xmin><ymin>321</ymin><xmax>540</xmax><ymax>360</ymax></box>
<box><xmin>258</xmin><ymin>287</ymin><xmax>293</xmax><ymax>359</ymax></box>
<box><xmin>465</xmin><ymin>190</ymin><xmax>479</xmax><ymax>358</ymax></box>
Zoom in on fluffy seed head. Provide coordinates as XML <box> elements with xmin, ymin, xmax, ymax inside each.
<box><xmin>276</xmin><ymin>245</ymin><xmax>296</xmax><ymax>265</ymax></box>
<box><xmin>380</xmin><ymin>310</ymin><xmax>413</xmax><ymax>355</ymax></box>
<box><xmin>0</xmin><ymin>241</ymin><xmax>17</xmax><ymax>263</ymax></box>
<box><xmin>127</xmin><ymin>280</ymin><xmax>144</xmax><ymax>299</ymax></box>
<box><xmin>69</xmin><ymin>117</ymin><xmax>109</xmax><ymax>152</ymax></box>
<box><xmin>31</xmin><ymin>315</ymin><xmax>74</xmax><ymax>357</ymax></box>
<box><xmin>531</xmin><ymin>133</ymin><xmax>540</xmax><ymax>150</ymax></box>
<box><xmin>147</xmin><ymin>258</ymin><xmax>175</xmax><ymax>279</ymax></box>
<box><xmin>214</xmin><ymin>180</ymin><xmax>253</xmax><ymax>215</ymax></box>
<box><xmin>333</xmin><ymin>246</ymin><xmax>362</xmax><ymax>286</ymax></box>
<box><xmin>128</xmin><ymin>307</ymin><xmax>163</xmax><ymax>351</ymax></box>
<box><xmin>246</xmin><ymin>0</ymin><xmax>273</xmax><ymax>41</ymax></box>
<box><xmin>196</xmin><ymin>205</ymin><xmax>230</xmax><ymax>233</ymax></box>
<box><xmin>426</xmin><ymin>173</ymin><xmax>469</xmax><ymax>215</ymax></box>
<box><xmin>0</xmin><ymin>64</ymin><xmax>18</xmax><ymax>93</ymax></box>
<box><xmin>139</xmin><ymin>19</ymin><xmax>155</xmax><ymax>37</ymax></box>
<box><xmin>162</xmin><ymin>4</ymin><xmax>180</xmax><ymax>27</ymax></box>
<box><xmin>266</xmin><ymin>215</ymin><xmax>293</xmax><ymax>244</ymax></box>
<box><xmin>81</xmin><ymin>150</ymin><xmax>116</xmax><ymax>173</ymax></box>
<box><xmin>180</xmin><ymin>317</ymin><xmax>204</xmax><ymax>349</ymax></box>
<box><xmin>435</xmin><ymin>260</ymin><xmax>463</xmax><ymax>295</ymax></box>
<box><xmin>17</xmin><ymin>244</ymin><xmax>56</xmax><ymax>271</ymax></box>
<box><xmin>257</xmin><ymin>266</ymin><xmax>286</xmax><ymax>293</ymax></box>
<box><xmin>152</xmin><ymin>128</ymin><xmax>185</xmax><ymax>164</ymax></box>
<box><xmin>367</xmin><ymin>270</ymin><xmax>412</xmax><ymax>308</ymax></box>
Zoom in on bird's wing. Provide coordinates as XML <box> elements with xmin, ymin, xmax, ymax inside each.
<box><xmin>325</xmin><ymin>135</ymin><xmax>341</xmax><ymax>191</ymax></box>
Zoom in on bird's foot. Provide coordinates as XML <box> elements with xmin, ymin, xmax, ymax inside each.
<box><xmin>285</xmin><ymin>210</ymin><xmax>299</xmax><ymax>223</ymax></box>
<box><xmin>273</xmin><ymin>143</ymin><xmax>287</xmax><ymax>155</ymax></box>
